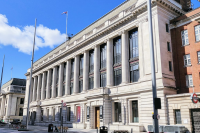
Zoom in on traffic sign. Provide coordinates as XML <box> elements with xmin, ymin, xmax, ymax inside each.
<box><xmin>190</xmin><ymin>93</ymin><xmax>199</xmax><ymax>104</ymax></box>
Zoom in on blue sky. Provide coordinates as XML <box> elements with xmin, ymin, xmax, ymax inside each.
<box><xmin>0</xmin><ymin>0</ymin><xmax>199</xmax><ymax>86</ymax></box>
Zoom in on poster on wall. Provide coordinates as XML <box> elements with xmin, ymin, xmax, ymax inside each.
<box><xmin>100</xmin><ymin>105</ymin><xmax>103</xmax><ymax>119</ymax></box>
<box><xmin>87</xmin><ymin>106</ymin><xmax>90</xmax><ymax>119</ymax></box>
<box><xmin>77</xmin><ymin>106</ymin><xmax>81</xmax><ymax>122</ymax></box>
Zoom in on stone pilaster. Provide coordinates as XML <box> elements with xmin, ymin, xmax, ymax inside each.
<box><xmin>83</xmin><ymin>51</ymin><xmax>89</xmax><ymax>92</ymax></box>
<box><xmin>55</xmin><ymin>106</ymin><xmax>59</xmax><ymax>122</ymax></box>
<box><xmin>36</xmin><ymin>74</ymin><xmax>42</xmax><ymax>101</ymax></box>
<box><xmin>0</xmin><ymin>95</ymin><xmax>6</xmax><ymax>116</ymax></box>
<box><xmin>94</xmin><ymin>45</ymin><xmax>100</xmax><ymax>89</ymax></box>
<box><xmin>52</xmin><ymin>66</ymin><xmax>58</xmax><ymax>98</ymax></box>
<box><xmin>58</xmin><ymin>63</ymin><xmax>64</xmax><ymax>97</ymax></box>
<box><xmin>32</xmin><ymin>76</ymin><xmax>38</xmax><ymax>101</ymax></box>
<box><xmin>49</xmin><ymin>107</ymin><xmax>53</xmax><ymax>122</ymax></box>
<box><xmin>43</xmin><ymin>108</ymin><xmax>47</xmax><ymax>122</ymax></box>
<box><xmin>74</xmin><ymin>56</ymin><xmax>80</xmax><ymax>94</ymax></box>
<box><xmin>106</xmin><ymin>39</ymin><xmax>113</xmax><ymax>86</ymax></box>
<box><xmin>66</xmin><ymin>60</ymin><xmax>71</xmax><ymax>95</ymax></box>
<box><xmin>6</xmin><ymin>94</ymin><xmax>12</xmax><ymax>117</ymax></box>
<box><xmin>121</xmin><ymin>98</ymin><xmax>128</xmax><ymax>125</ymax></box>
<box><xmin>103</xmin><ymin>96</ymin><xmax>111</xmax><ymax>126</ymax></box>
<box><xmin>121</xmin><ymin>31</ymin><xmax>129</xmax><ymax>84</ymax></box>
<box><xmin>41</xmin><ymin>72</ymin><xmax>47</xmax><ymax>100</ymax></box>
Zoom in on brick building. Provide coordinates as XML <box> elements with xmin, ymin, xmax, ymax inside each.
<box><xmin>168</xmin><ymin>7</ymin><xmax>200</xmax><ymax>132</ymax></box>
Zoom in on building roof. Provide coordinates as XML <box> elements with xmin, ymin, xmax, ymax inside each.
<box><xmin>170</xmin><ymin>7</ymin><xmax>200</xmax><ymax>24</ymax></box>
<box><xmin>1</xmin><ymin>78</ymin><xmax>26</xmax><ymax>89</ymax></box>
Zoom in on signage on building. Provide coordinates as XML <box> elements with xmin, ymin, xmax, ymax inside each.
<box><xmin>100</xmin><ymin>105</ymin><xmax>103</xmax><ymax>119</ymax></box>
<box><xmin>77</xmin><ymin>106</ymin><xmax>81</xmax><ymax>122</ymax></box>
<box><xmin>87</xmin><ymin>106</ymin><xmax>90</xmax><ymax>119</ymax></box>
<box><xmin>190</xmin><ymin>93</ymin><xmax>199</xmax><ymax>104</ymax></box>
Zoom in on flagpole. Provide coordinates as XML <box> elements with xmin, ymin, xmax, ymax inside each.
<box><xmin>66</xmin><ymin>12</ymin><xmax>68</xmax><ymax>41</ymax></box>
<box><xmin>26</xmin><ymin>18</ymin><xmax>37</xmax><ymax>130</ymax></box>
<box><xmin>0</xmin><ymin>55</ymin><xmax>5</xmax><ymax>92</ymax></box>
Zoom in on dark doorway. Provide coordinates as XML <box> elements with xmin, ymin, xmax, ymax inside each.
<box><xmin>191</xmin><ymin>109</ymin><xmax>200</xmax><ymax>133</ymax></box>
<box><xmin>95</xmin><ymin>107</ymin><xmax>100</xmax><ymax>129</ymax></box>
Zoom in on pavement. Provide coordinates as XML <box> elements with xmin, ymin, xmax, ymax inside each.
<box><xmin>0</xmin><ymin>125</ymin><xmax>98</xmax><ymax>133</ymax></box>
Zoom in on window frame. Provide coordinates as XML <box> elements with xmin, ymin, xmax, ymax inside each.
<box><xmin>100</xmin><ymin>72</ymin><xmax>106</xmax><ymax>87</ymax></box>
<box><xmin>89</xmin><ymin>76</ymin><xmax>94</xmax><ymax>90</ymax></box>
<box><xmin>100</xmin><ymin>44</ymin><xmax>107</xmax><ymax>69</ymax></box>
<box><xmin>131</xmin><ymin>101</ymin><xmax>139</xmax><ymax>123</ymax></box>
<box><xmin>79</xmin><ymin>55</ymin><xmax>84</xmax><ymax>76</ymax></box>
<box><xmin>166</xmin><ymin>23</ymin><xmax>169</xmax><ymax>33</ymax></box>
<box><xmin>186</xmin><ymin>74</ymin><xmax>193</xmax><ymax>87</ymax></box>
<box><xmin>197</xmin><ymin>51</ymin><xmax>200</xmax><ymax>64</ymax></box>
<box><xmin>113</xmin><ymin>37</ymin><xmax>121</xmax><ymax>65</ymax></box>
<box><xmin>114</xmin><ymin>102</ymin><xmax>122</xmax><ymax>122</ymax></box>
<box><xmin>169</xmin><ymin>61</ymin><xmax>172</xmax><ymax>72</ymax></box>
<box><xmin>183</xmin><ymin>54</ymin><xmax>191</xmax><ymax>66</ymax></box>
<box><xmin>174</xmin><ymin>109</ymin><xmax>182</xmax><ymax>124</ymax></box>
<box><xmin>195</xmin><ymin>25</ymin><xmax>200</xmax><ymax>42</ymax></box>
<box><xmin>114</xmin><ymin>68</ymin><xmax>122</xmax><ymax>86</ymax></box>
<box><xmin>89</xmin><ymin>50</ymin><xmax>94</xmax><ymax>73</ymax></box>
<box><xmin>181</xmin><ymin>30</ymin><xmax>189</xmax><ymax>46</ymax></box>
<box><xmin>129</xmin><ymin>28</ymin><xmax>139</xmax><ymax>60</ymax></box>
<box><xmin>167</xmin><ymin>42</ymin><xmax>171</xmax><ymax>52</ymax></box>
<box><xmin>130</xmin><ymin>63</ymin><xmax>139</xmax><ymax>83</ymax></box>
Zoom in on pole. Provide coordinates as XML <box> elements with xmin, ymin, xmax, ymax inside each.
<box><xmin>26</xmin><ymin>18</ymin><xmax>37</xmax><ymax>130</ymax></box>
<box><xmin>0</xmin><ymin>55</ymin><xmax>5</xmax><ymax>92</ymax></box>
<box><xmin>147</xmin><ymin>0</ymin><xmax>159</xmax><ymax>133</ymax></box>
<box><xmin>66</xmin><ymin>12</ymin><xmax>68</xmax><ymax>41</ymax></box>
<box><xmin>61</xmin><ymin>101</ymin><xmax>63</xmax><ymax>133</ymax></box>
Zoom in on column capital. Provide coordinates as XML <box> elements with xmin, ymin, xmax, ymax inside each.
<box><xmin>118</xmin><ymin>30</ymin><xmax>125</xmax><ymax>35</ymax></box>
<box><xmin>104</xmin><ymin>38</ymin><xmax>109</xmax><ymax>43</ymax></box>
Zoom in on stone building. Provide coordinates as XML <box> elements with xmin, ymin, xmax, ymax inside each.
<box><xmin>169</xmin><ymin>7</ymin><xmax>200</xmax><ymax>133</ymax></box>
<box><xmin>22</xmin><ymin>0</ymin><xmax>190</xmax><ymax>132</ymax></box>
<box><xmin>0</xmin><ymin>78</ymin><xmax>26</xmax><ymax>122</ymax></box>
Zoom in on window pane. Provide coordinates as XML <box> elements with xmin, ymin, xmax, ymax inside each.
<box><xmin>113</xmin><ymin>37</ymin><xmax>121</xmax><ymax>64</ymax></box>
<box><xmin>129</xmin><ymin>29</ymin><xmax>138</xmax><ymax>59</ymax></box>
<box><xmin>181</xmin><ymin>30</ymin><xmax>189</xmax><ymax>46</ymax></box>
<box><xmin>198</xmin><ymin>51</ymin><xmax>200</xmax><ymax>63</ymax></box>
<box><xmin>175</xmin><ymin>110</ymin><xmax>182</xmax><ymax>124</ymax></box>
<box><xmin>132</xmin><ymin>101</ymin><xmax>139</xmax><ymax>123</ymax></box>
<box><xmin>115</xmin><ymin>102</ymin><xmax>121</xmax><ymax>122</ymax></box>
<box><xmin>130</xmin><ymin>63</ymin><xmax>139</xmax><ymax>82</ymax></box>
<box><xmin>195</xmin><ymin>25</ymin><xmax>200</xmax><ymax>42</ymax></box>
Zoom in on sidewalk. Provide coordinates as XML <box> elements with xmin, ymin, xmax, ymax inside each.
<box><xmin>0</xmin><ymin>125</ymin><xmax>98</xmax><ymax>133</ymax></box>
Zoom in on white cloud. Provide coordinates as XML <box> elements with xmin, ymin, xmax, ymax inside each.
<box><xmin>0</xmin><ymin>14</ymin><xmax>66</xmax><ymax>54</ymax></box>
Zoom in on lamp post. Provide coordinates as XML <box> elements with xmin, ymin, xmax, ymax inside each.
<box><xmin>147</xmin><ymin>0</ymin><xmax>159</xmax><ymax>133</ymax></box>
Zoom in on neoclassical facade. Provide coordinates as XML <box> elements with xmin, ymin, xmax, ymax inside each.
<box><xmin>0</xmin><ymin>78</ymin><xmax>26</xmax><ymax>122</ymax></box>
<box><xmin>23</xmin><ymin>0</ymin><xmax>187</xmax><ymax>132</ymax></box>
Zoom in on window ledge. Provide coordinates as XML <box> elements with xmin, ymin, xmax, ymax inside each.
<box><xmin>195</xmin><ymin>40</ymin><xmax>200</xmax><ymax>43</ymax></box>
<box><xmin>113</xmin><ymin>63</ymin><xmax>121</xmax><ymax>67</ymax></box>
<box><xmin>184</xmin><ymin>65</ymin><xmax>192</xmax><ymax>67</ymax></box>
<box><xmin>181</xmin><ymin>44</ymin><xmax>190</xmax><ymax>47</ymax></box>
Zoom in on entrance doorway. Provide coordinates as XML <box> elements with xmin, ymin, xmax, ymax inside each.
<box><xmin>191</xmin><ymin>109</ymin><xmax>200</xmax><ymax>133</ymax></box>
<box><xmin>95</xmin><ymin>107</ymin><xmax>100</xmax><ymax>129</ymax></box>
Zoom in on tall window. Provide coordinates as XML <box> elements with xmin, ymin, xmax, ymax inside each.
<box><xmin>114</xmin><ymin>102</ymin><xmax>121</xmax><ymax>122</ymax></box>
<box><xmin>79</xmin><ymin>55</ymin><xmax>84</xmax><ymax>76</ymax></box>
<box><xmin>89</xmin><ymin>50</ymin><xmax>94</xmax><ymax>73</ymax></box>
<box><xmin>195</xmin><ymin>25</ymin><xmax>200</xmax><ymax>42</ymax></box>
<box><xmin>167</xmin><ymin>42</ymin><xmax>171</xmax><ymax>52</ymax></box>
<box><xmin>113</xmin><ymin>37</ymin><xmax>121</xmax><ymax>64</ymax></box>
<box><xmin>71</xmin><ymin>59</ymin><xmax>74</xmax><ymax>79</ymax></box>
<box><xmin>44</xmin><ymin>72</ymin><xmax>47</xmax><ymax>99</ymax></box>
<box><xmin>181</xmin><ymin>30</ymin><xmax>189</xmax><ymax>46</ymax></box>
<box><xmin>100</xmin><ymin>73</ymin><xmax>106</xmax><ymax>87</ymax></box>
<box><xmin>169</xmin><ymin>61</ymin><xmax>172</xmax><ymax>71</ymax></box>
<box><xmin>79</xmin><ymin>80</ymin><xmax>83</xmax><ymax>93</ymax></box>
<box><xmin>100</xmin><ymin>44</ymin><xmax>107</xmax><ymax>69</ymax></box>
<box><xmin>197</xmin><ymin>51</ymin><xmax>200</xmax><ymax>63</ymax></box>
<box><xmin>130</xmin><ymin>63</ymin><xmax>139</xmax><ymax>82</ymax></box>
<box><xmin>89</xmin><ymin>77</ymin><xmax>94</xmax><ymax>90</ymax></box>
<box><xmin>70</xmin><ymin>82</ymin><xmax>73</xmax><ymax>95</ymax></box>
<box><xmin>175</xmin><ymin>110</ymin><xmax>182</xmax><ymax>124</ymax></box>
<box><xmin>186</xmin><ymin>75</ymin><xmax>193</xmax><ymax>87</ymax></box>
<box><xmin>166</xmin><ymin>23</ymin><xmax>169</xmax><ymax>33</ymax></box>
<box><xmin>132</xmin><ymin>101</ymin><xmax>139</xmax><ymax>123</ymax></box>
<box><xmin>50</xmin><ymin>69</ymin><xmax>53</xmax><ymax>98</ymax></box>
<box><xmin>129</xmin><ymin>28</ymin><xmax>138</xmax><ymax>59</ymax></box>
<box><xmin>56</xmin><ymin>66</ymin><xmax>59</xmax><ymax>84</ymax></box>
<box><xmin>114</xmin><ymin>69</ymin><xmax>121</xmax><ymax>86</ymax></box>
<box><xmin>184</xmin><ymin>54</ymin><xmax>191</xmax><ymax>66</ymax></box>
<box><xmin>20</xmin><ymin>98</ymin><xmax>24</xmax><ymax>104</ymax></box>
<box><xmin>19</xmin><ymin>108</ymin><xmax>23</xmax><ymax>116</ymax></box>
<box><xmin>63</xmin><ymin>63</ymin><xmax>66</xmax><ymax>96</ymax></box>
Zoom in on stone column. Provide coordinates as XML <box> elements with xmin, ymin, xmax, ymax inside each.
<box><xmin>37</xmin><ymin>74</ymin><xmax>42</xmax><ymax>101</ymax></box>
<box><xmin>55</xmin><ymin>106</ymin><xmax>59</xmax><ymax>122</ymax></box>
<box><xmin>49</xmin><ymin>107</ymin><xmax>53</xmax><ymax>122</ymax></box>
<box><xmin>46</xmin><ymin>69</ymin><xmax>51</xmax><ymax>99</ymax></box>
<box><xmin>121</xmin><ymin>31</ymin><xmax>129</xmax><ymax>84</ymax></box>
<box><xmin>81</xmin><ymin>104</ymin><xmax>85</xmax><ymax>123</ymax></box>
<box><xmin>0</xmin><ymin>95</ymin><xmax>6</xmax><ymax>116</ymax></box>
<box><xmin>58</xmin><ymin>63</ymin><xmax>64</xmax><ymax>97</ymax></box>
<box><xmin>6</xmin><ymin>94</ymin><xmax>12</xmax><ymax>117</ymax></box>
<box><xmin>41</xmin><ymin>72</ymin><xmax>46</xmax><ymax>100</ymax></box>
<box><xmin>36</xmin><ymin>106</ymin><xmax>41</xmax><ymax>122</ymax></box>
<box><xmin>121</xmin><ymin>99</ymin><xmax>128</xmax><ymax>125</ymax></box>
<box><xmin>83</xmin><ymin>51</ymin><xmax>89</xmax><ymax>92</ymax></box>
<box><xmin>73</xmin><ymin>56</ymin><xmax>80</xmax><ymax>94</ymax></box>
<box><xmin>94</xmin><ymin>45</ymin><xmax>100</xmax><ymax>89</ymax></box>
<box><xmin>66</xmin><ymin>60</ymin><xmax>71</xmax><ymax>95</ymax></box>
<box><xmin>106</xmin><ymin>38</ymin><xmax>113</xmax><ymax>86</ymax></box>
<box><xmin>32</xmin><ymin>76</ymin><xmax>38</xmax><ymax>101</ymax></box>
<box><xmin>52</xmin><ymin>66</ymin><xmax>58</xmax><ymax>98</ymax></box>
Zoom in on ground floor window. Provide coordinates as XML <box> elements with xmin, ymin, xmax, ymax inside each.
<box><xmin>175</xmin><ymin>109</ymin><xmax>182</xmax><ymax>124</ymax></box>
<box><xmin>132</xmin><ymin>101</ymin><xmax>139</xmax><ymax>123</ymax></box>
<box><xmin>76</xmin><ymin>106</ymin><xmax>81</xmax><ymax>122</ymax></box>
<box><xmin>67</xmin><ymin>107</ymin><xmax>71</xmax><ymax>121</ymax></box>
<box><xmin>114</xmin><ymin>102</ymin><xmax>121</xmax><ymax>122</ymax></box>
